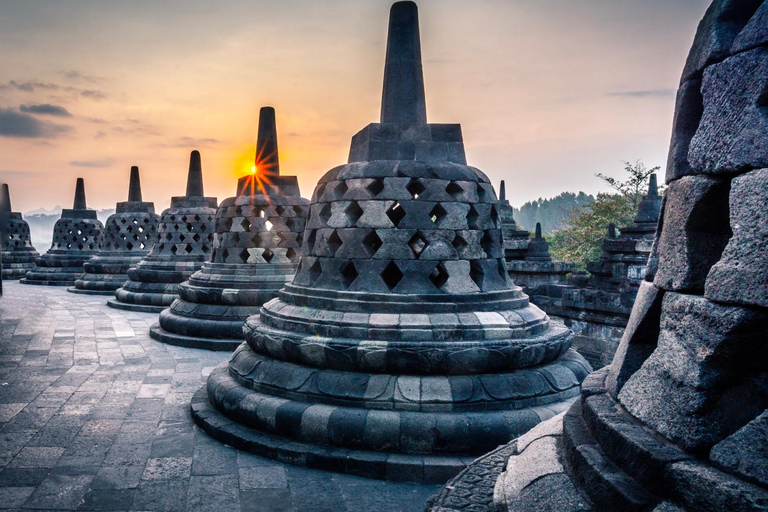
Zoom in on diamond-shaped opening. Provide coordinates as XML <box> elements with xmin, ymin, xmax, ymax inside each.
<box><xmin>303</xmin><ymin>229</ymin><xmax>317</xmax><ymax>254</ymax></box>
<box><xmin>275</xmin><ymin>205</ymin><xmax>285</xmax><ymax>216</ymax></box>
<box><xmin>381</xmin><ymin>261</ymin><xmax>403</xmax><ymax>290</ymax></box>
<box><xmin>169</xmin><ymin>215</ymin><xmax>177</xmax><ymax>221</ymax></box>
<box><xmin>481</xmin><ymin>230</ymin><xmax>495</xmax><ymax>257</ymax></box>
<box><xmin>429</xmin><ymin>263</ymin><xmax>449</xmax><ymax>289</ymax></box>
<box><xmin>193</xmin><ymin>233</ymin><xmax>201</xmax><ymax>243</ymax></box>
<box><xmin>407</xmin><ymin>179</ymin><xmax>426</xmax><ymax>199</ymax></box>
<box><xmin>240</xmin><ymin>218</ymin><xmax>251</xmax><ymax>232</ymax></box>
<box><xmin>344</xmin><ymin>201</ymin><xmax>364</xmax><ymax>225</ymax></box>
<box><xmin>467</xmin><ymin>205</ymin><xmax>479</xmax><ymax>229</ymax></box>
<box><xmin>309</xmin><ymin>260</ymin><xmax>322</xmax><ymax>285</ymax></box>
<box><xmin>445</xmin><ymin>182</ymin><xmax>463</xmax><ymax>200</ymax></box>
<box><xmin>223</xmin><ymin>218</ymin><xmax>233</xmax><ymax>231</ymax></box>
<box><xmin>286</xmin><ymin>248</ymin><xmax>297</xmax><ymax>261</ymax></box>
<box><xmin>200</xmin><ymin>223</ymin><xmax>208</xmax><ymax>232</ymax></box>
<box><xmin>340</xmin><ymin>261</ymin><xmax>358</xmax><ymax>289</ymax></box>
<box><xmin>386</xmin><ymin>202</ymin><xmax>406</xmax><ymax>227</ymax></box>
<box><xmin>319</xmin><ymin>203</ymin><xmax>332</xmax><ymax>225</ymax></box>
<box><xmin>429</xmin><ymin>204</ymin><xmax>447</xmax><ymax>226</ymax></box>
<box><xmin>333</xmin><ymin>181</ymin><xmax>349</xmax><ymax>200</ymax></box>
<box><xmin>202</xmin><ymin>244</ymin><xmax>210</xmax><ymax>253</ymax></box>
<box><xmin>179</xmin><ymin>234</ymin><xmax>186</xmax><ymax>242</ymax></box>
<box><xmin>77</xmin><ymin>243</ymin><xmax>84</xmax><ymax>250</ymax></box>
<box><xmin>408</xmin><ymin>232</ymin><xmax>428</xmax><ymax>258</ymax></box>
<box><xmin>470</xmin><ymin>260</ymin><xmax>485</xmax><ymax>288</ymax></box>
<box><xmin>362</xmin><ymin>230</ymin><xmax>383</xmax><ymax>257</ymax></box>
<box><xmin>314</xmin><ymin>183</ymin><xmax>327</xmax><ymax>202</ymax></box>
<box><xmin>120</xmin><ymin>218</ymin><xmax>127</xmax><ymax>224</ymax></box>
<box><xmin>186</xmin><ymin>223</ymin><xmax>194</xmax><ymax>232</ymax></box>
<box><xmin>126</xmin><ymin>242</ymin><xmax>134</xmax><ymax>250</ymax></box>
<box><xmin>185</xmin><ymin>244</ymin><xmax>193</xmax><ymax>254</ymax></box>
<box><xmin>490</xmin><ymin>205</ymin><xmax>499</xmax><ymax>225</ymax></box>
<box><xmin>366</xmin><ymin>179</ymin><xmax>384</xmax><ymax>198</ymax></box>
<box><xmin>138</xmin><ymin>226</ymin><xmax>145</xmax><ymax>233</ymax></box>
<box><xmin>194</xmin><ymin>214</ymin><xmax>201</xmax><ymax>221</ymax></box>
<box><xmin>326</xmin><ymin>230</ymin><xmax>342</xmax><ymax>256</ymax></box>
<box><xmin>265</xmin><ymin>220</ymin><xmax>274</xmax><ymax>231</ymax></box>
<box><xmin>140</xmin><ymin>242</ymin><xmax>146</xmax><ymax>250</ymax></box>
<box><xmin>476</xmin><ymin>183</ymin><xmax>488</xmax><ymax>202</ymax></box>
<box><xmin>171</xmin><ymin>244</ymin><xmax>178</xmax><ymax>254</ymax></box>
<box><xmin>262</xmin><ymin>249</ymin><xmax>274</xmax><ymax>263</ymax></box>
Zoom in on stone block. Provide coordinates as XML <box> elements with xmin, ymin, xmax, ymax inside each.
<box><xmin>710</xmin><ymin>410</ymin><xmax>768</xmax><ymax>487</ymax></box>
<box><xmin>653</xmin><ymin>175</ymin><xmax>731</xmax><ymax>293</ymax></box>
<box><xmin>618</xmin><ymin>293</ymin><xmax>768</xmax><ymax>452</ymax></box>
<box><xmin>665</xmin><ymin>79</ymin><xmax>703</xmax><ymax>183</ymax></box>
<box><xmin>731</xmin><ymin>0</ymin><xmax>768</xmax><ymax>51</ymax></box>
<box><xmin>705</xmin><ymin>168</ymin><xmax>768</xmax><ymax>308</ymax></box>
<box><xmin>688</xmin><ymin>47</ymin><xmax>768</xmax><ymax>174</ymax></box>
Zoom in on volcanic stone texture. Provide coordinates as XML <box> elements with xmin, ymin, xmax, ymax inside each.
<box><xmin>150</xmin><ymin>176</ymin><xmax>309</xmax><ymax>350</ymax></box>
<box><xmin>431</xmin><ymin>1</ymin><xmax>768</xmax><ymax>510</ymax></box>
<box><xmin>21</xmin><ymin>179</ymin><xmax>104</xmax><ymax>287</ymax></box>
<box><xmin>0</xmin><ymin>184</ymin><xmax>39</xmax><ymax>279</ymax></box>
<box><xmin>193</xmin><ymin>0</ymin><xmax>591</xmax><ymax>485</ymax></box>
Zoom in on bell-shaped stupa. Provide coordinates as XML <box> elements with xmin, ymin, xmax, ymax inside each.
<box><xmin>108</xmin><ymin>151</ymin><xmax>217</xmax><ymax>312</ymax></box>
<box><xmin>20</xmin><ymin>178</ymin><xmax>104</xmax><ymax>286</ymax></box>
<box><xmin>149</xmin><ymin>107</ymin><xmax>310</xmax><ymax>350</ymax></box>
<box><xmin>0</xmin><ymin>184</ymin><xmax>39</xmax><ymax>279</ymax></box>
<box><xmin>192</xmin><ymin>1</ymin><xmax>590</xmax><ymax>484</ymax></box>
<box><xmin>69</xmin><ymin>166</ymin><xmax>160</xmax><ymax>294</ymax></box>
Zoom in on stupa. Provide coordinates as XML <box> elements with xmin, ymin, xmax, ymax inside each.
<box><xmin>542</xmin><ymin>176</ymin><xmax>662</xmax><ymax>367</ymax></box>
<box><xmin>70</xmin><ymin>167</ymin><xmax>160</xmax><ymax>295</ymax></box>
<box><xmin>109</xmin><ymin>151</ymin><xmax>217</xmax><ymax>313</ymax></box>
<box><xmin>427</xmin><ymin>1</ymin><xmax>768</xmax><ymax>510</ymax></box>
<box><xmin>498</xmin><ymin>181</ymin><xmax>533</xmax><ymax>261</ymax></box>
<box><xmin>192</xmin><ymin>1</ymin><xmax>590</xmax><ymax>484</ymax></box>
<box><xmin>149</xmin><ymin>107</ymin><xmax>310</xmax><ymax>350</ymax></box>
<box><xmin>0</xmin><ymin>184</ymin><xmax>39</xmax><ymax>279</ymax></box>
<box><xmin>20</xmin><ymin>178</ymin><xmax>104</xmax><ymax>286</ymax></box>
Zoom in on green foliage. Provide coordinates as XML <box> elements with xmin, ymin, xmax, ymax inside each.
<box><xmin>548</xmin><ymin>160</ymin><xmax>659</xmax><ymax>269</ymax></box>
<box><xmin>512</xmin><ymin>191</ymin><xmax>594</xmax><ymax>234</ymax></box>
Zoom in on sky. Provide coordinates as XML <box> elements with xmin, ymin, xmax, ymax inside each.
<box><xmin>0</xmin><ymin>0</ymin><xmax>711</xmax><ymax>213</ymax></box>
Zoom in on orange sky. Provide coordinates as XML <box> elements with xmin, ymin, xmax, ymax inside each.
<box><xmin>0</xmin><ymin>0</ymin><xmax>710</xmax><ymax>213</ymax></box>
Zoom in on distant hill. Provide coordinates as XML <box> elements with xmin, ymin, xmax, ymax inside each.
<box><xmin>25</xmin><ymin>205</ymin><xmax>62</xmax><ymax>216</ymax></box>
<box><xmin>512</xmin><ymin>192</ymin><xmax>594</xmax><ymax>234</ymax></box>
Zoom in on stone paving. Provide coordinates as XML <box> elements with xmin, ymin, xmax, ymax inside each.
<box><xmin>0</xmin><ymin>282</ymin><xmax>440</xmax><ymax>511</ymax></box>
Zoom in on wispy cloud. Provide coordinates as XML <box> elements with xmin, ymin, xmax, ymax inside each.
<box><xmin>0</xmin><ymin>108</ymin><xmax>72</xmax><ymax>138</ymax></box>
<box><xmin>0</xmin><ymin>80</ymin><xmax>107</xmax><ymax>100</ymax></box>
<box><xmin>157</xmin><ymin>136</ymin><xmax>219</xmax><ymax>148</ymax></box>
<box><xmin>60</xmin><ymin>70</ymin><xmax>105</xmax><ymax>84</ymax></box>
<box><xmin>20</xmin><ymin>103</ymin><xmax>72</xmax><ymax>117</ymax></box>
<box><xmin>606</xmin><ymin>89</ymin><xmax>676</xmax><ymax>99</ymax></box>
<box><xmin>69</xmin><ymin>159</ymin><xmax>114</xmax><ymax>168</ymax></box>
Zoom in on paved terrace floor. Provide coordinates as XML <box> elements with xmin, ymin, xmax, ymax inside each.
<box><xmin>0</xmin><ymin>282</ymin><xmax>440</xmax><ymax>511</ymax></box>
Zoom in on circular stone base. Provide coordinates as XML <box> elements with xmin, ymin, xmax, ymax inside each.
<box><xmin>67</xmin><ymin>287</ymin><xmax>115</xmax><ymax>295</ymax></box>
<box><xmin>149</xmin><ymin>323</ymin><xmax>242</xmax><ymax>351</ymax></box>
<box><xmin>106</xmin><ymin>299</ymin><xmax>165</xmax><ymax>314</ymax></box>
<box><xmin>20</xmin><ymin>278</ymin><xmax>75</xmax><ymax>286</ymax></box>
<box><xmin>190</xmin><ymin>387</ymin><xmax>475</xmax><ymax>484</ymax></box>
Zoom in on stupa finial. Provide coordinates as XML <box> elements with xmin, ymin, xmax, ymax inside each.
<box><xmin>499</xmin><ymin>180</ymin><xmax>506</xmax><ymax>202</ymax></box>
<box><xmin>128</xmin><ymin>166</ymin><xmax>143</xmax><ymax>202</ymax></box>
<box><xmin>608</xmin><ymin>222</ymin><xmax>617</xmax><ymax>238</ymax></box>
<box><xmin>256</xmin><ymin>107</ymin><xmax>280</xmax><ymax>178</ymax></box>
<box><xmin>535</xmin><ymin>222</ymin><xmax>543</xmax><ymax>239</ymax></box>
<box><xmin>1</xmin><ymin>184</ymin><xmax>11</xmax><ymax>213</ymax></box>
<box><xmin>380</xmin><ymin>1</ymin><xmax>427</xmax><ymax>124</ymax></box>
<box><xmin>73</xmin><ymin>178</ymin><xmax>87</xmax><ymax>210</ymax></box>
<box><xmin>186</xmin><ymin>150</ymin><xmax>204</xmax><ymax>197</ymax></box>
<box><xmin>648</xmin><ymin>173</ymin><xmax>658</xmax><ymax>197</ymax></box>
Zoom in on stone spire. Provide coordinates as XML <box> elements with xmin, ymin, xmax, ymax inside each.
<box><xmin>73</xmin><ymin>178</ymin><xmax>87</xmax><ymax>210</ymax></box>
<box><xmin>256</xmin><ymin>107</ymin><xmax>280</xmax><ymax>178</ymax></box>
<box><xmin>499</xmin><ymin>180</ymin><xmax>506</xmax><ymax>201</ymax></box>
<box><xmin>380</xmin><ymin>1</ymin><xmax>427</xmax><ymax>124</ymax></box>
<box><xmin>608</xmin><ymin>222</ymin><xmax>617</xmax><ymax>238</ymax></box>
<box><xmin>185</xmin><ymin>150</ymin><xmax>204</xmax><ymax>197</ymax></box>
<box><xmin>128</xmin><ymin>166</ymin><xmax>143</xmax><ymax>202</ymax></box>
<box><xmin>634</xmin><ymin>173</ymin><xmax>662</xmax><ymax>226</ymax></box>
<box><xmin>525</xmin><ymin>222</ymin><xmax>552</xmax><ymax>262</ymax></box>
<box><xmin>1</xmin><ymin>184</ymin><xmax>10</xmax><ymax>213</ymax></box>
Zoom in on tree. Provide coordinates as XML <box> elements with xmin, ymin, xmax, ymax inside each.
<box><xmin>549</xmin><ymin>160</ymin><xmax>659</xmax><ymax>269</ymax></box>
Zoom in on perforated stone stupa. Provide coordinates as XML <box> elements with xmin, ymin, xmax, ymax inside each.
<box><xmin>109</xmin><ymin>151</ymin><xmax>217</xmax><ymax>312</ymax></box>
<box><xmin>70</xmin><ymin>166</ymin><xmax>160</xmax><ymax>295</ymax></box>
<box><xmin>0</xmin><ymin>184</ymin><xmax>39</xmax><ymax>279</ymax></box>
<box><xmin>427</xmin><ymin>1</ymin><xmax>768</xmax><ymax>510</ymax></box>
<box><xmin>498</xmin><ymin>181</ymin><xmax>534</xmax><ymax>262</ymax></box>
<box><xmin>191</xmin><ymin>1</ymin><xmax>590</xmax><ymax>484</ymax></box>
<box><xmin>149</xmin><ymin>107</ymin><xmax>310</xmax><ymax>350</ymax></box>
<box><xmin>20</xmin><ymin>178</ymin><xmax>104</xmax><ymax>286</ymax></box>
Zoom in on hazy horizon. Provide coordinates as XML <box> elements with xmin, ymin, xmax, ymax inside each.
<box><xmin>0</xmin><ymin>0</ymin><xmax>710</xmax><ymax>213</ymax></box>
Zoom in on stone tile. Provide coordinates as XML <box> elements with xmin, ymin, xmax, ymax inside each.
<box><xmin>239</xmin><ymin>465</ymin><xmax>288</xmax><ymax>490</ymax></box>
<box><xmin>141</xmin><ymin>457</ymin><xmax>193</xmax><ymax>481</ymax></box>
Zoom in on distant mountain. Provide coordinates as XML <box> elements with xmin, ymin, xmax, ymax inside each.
<box><xmin>512</xmin><ymin>191</ymin><xmax>595</xmax><ymax>234</ymax></box>
<box><xmin>25</xmin><ymin>205</ymin><xmax>62</xmax><ymax>216</ymax></box>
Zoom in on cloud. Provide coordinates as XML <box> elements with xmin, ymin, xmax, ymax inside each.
<box><xmin>20</xmin><ymin>103</ymin><xmax>72</xmax><ymax>117</ymax></box>
<box><xmin>0</xmin><ymin>108</ymin><xmax>72</xmax><ymax>138</ymax></box>
<box><xmin>1</xmin><ymin>80</ymin><xmax>107</xmax><ymax>100</ymax></box>
<box><xmin>69</xmin><ymin>159</ymin><xmax>114</xmax><ymax>168</ymax></box>
<box><xmin>60</xmin><ymin>71</ymin><xmax>105</xmax><ymax>84</ymax></box>
<box><xmin>94</xmin><ymin>131</ymin><xmax>106</xmax><ymax>139</ymax></box>
<box><xmin>606</xmin><ymin>89</ymin><xmax>676</xmax><ymax>99</ymax></box>
<box><xmin>157</xmin><ymin>136</ymin><xmax>219</xmax><ymax>148</ymax></box>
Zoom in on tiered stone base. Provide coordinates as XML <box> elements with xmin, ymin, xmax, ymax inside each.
<box><xmin>1</xmin><ymin>251</ymin><xmax>37</xmax><ymax>279</ymax></box>
<box><xmin>20</xmin><ymin>253</ymin><xmax>95</xmax><ymax>286</ymax></box>
<box><xmin>110</xmin><ymin>259</ymin><xmax>203</xmax><ymax>313</ymax></box>
<box><xmin>148</xmin><ymin>263</ymin><xmax>293</xmax><ymax>351</ymax></box>
<box><xmin>70</xmin><ymin>253</ymin><xmax>146</xmax><ymax>295</ymax></box>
